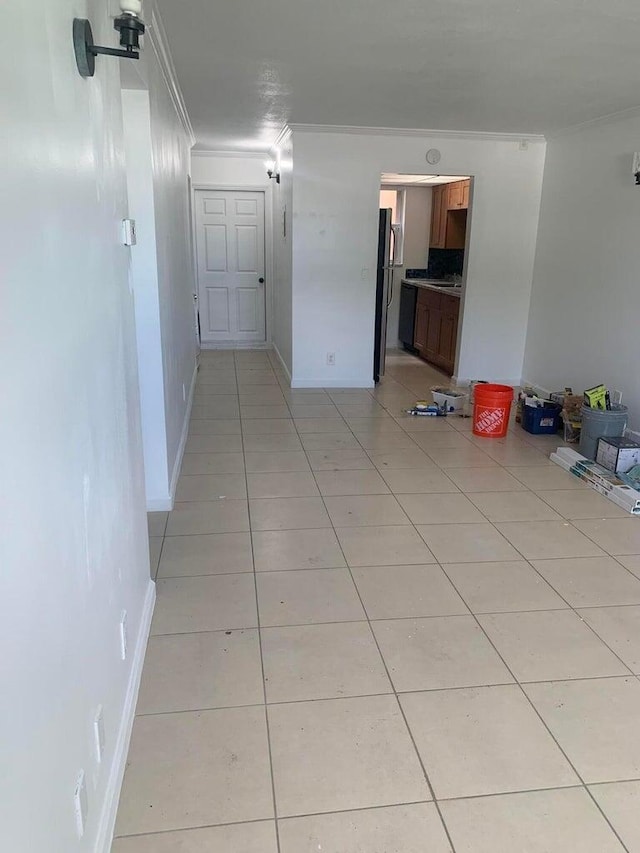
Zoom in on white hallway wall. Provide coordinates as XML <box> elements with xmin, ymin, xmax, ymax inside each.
<box><xmin>121</xmin><ymin>15</ymin><xmax>197</xmax><ymax>511</ymax></box>
<box><xmin>290</xmin><ymin>129</ymin><xmax>546</xmax><ymax>387</ymax></box>
<box><xmin>122</xmin><ymin>90</ymin><xmax>170</xmax><ymax>508</ymax></box>
<box><xmin>523</xmin><ymin>111</ymin><xmax>640</xmax><ymax>433</ymax></box>
<box><xmin>271</xmin><ymin>135</ymin><xmax>294</xmax><ymax>375</ymax></box>
<box><xmin>147</xmin><ymin>37</ymin><xmax>198</xmax><ymax>498</ymax></box>
<box><xmin>2</xmin><ymin>1</ymin><xmax>154</xmax><ymax>851</ymax></box>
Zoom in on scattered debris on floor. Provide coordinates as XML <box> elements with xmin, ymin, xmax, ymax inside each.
<box><xmin>405</xmin><ymin>400</ymin><xmax>448</xmax><ymax>416</ymax></box>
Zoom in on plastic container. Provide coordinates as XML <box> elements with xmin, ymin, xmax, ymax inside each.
<box><xmin>431</xmin><ymin>387</ymin><xmax>468</xmax><ymax>413</ymax></box>
<box><xmin>522</xmin><ymin>401</ymin><xmax>562</xmax><ymax>435</ymax></box>
<box><xmin>473</xmin><ymin>384</ymin><xmax>514</xmax><ymax>438</ymax></box>
<box><xmin>579</xmin><ymin>403</ymin><xmax>628</xmax><ymax>460</ymax></box>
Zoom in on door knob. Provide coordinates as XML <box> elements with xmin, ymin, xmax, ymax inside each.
<box><xmin>258</xmin><ymin>277</ymin><xmax>265</xmax><ymax>283</ymax></box>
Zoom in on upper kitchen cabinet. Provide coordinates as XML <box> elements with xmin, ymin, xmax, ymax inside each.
<box><xmin>430</xmin><ymin>184</ymin><xmax>446</xmax><ymax>248</ymax></box>
<box><xmin>447</xmin><ymin>181</ymin><xmax>463</xmax><ymax>210</ymax></box>
<box><xmin>446</xmin><ymin>179</ymin><xmax>470</xmax><ymax>211</ymax></box>
<box><xmin>429</xmin><ymin>179</ymin><xmax>470</xmax><ymax>250</ymax></box>
<box><xmin>461</xmin><ymin>179</ymin><xmax>470</xmax><ymax>209</ymax></box>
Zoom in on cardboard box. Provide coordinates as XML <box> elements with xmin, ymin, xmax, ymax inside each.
<box><xmin>596</xmin><ymin>436</ymin><xmax>640</xmax><ymax>474</ymax></box>
<box><xmin>551</xmin><ymin>446</ymin><xmax>640</xmax><ymax>514</ymax></box>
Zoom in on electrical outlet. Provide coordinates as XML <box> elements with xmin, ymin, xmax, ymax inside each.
<box><xmin>74</xmin><ymin>770</ymin><xmax>88</xmax><ymax>838</ymax></box>
<box><xmin>360</xmin><ymin>267</ymin><xmax>369</xmax><ymax>280</ymax></box>
<box><xmin>119</xmin><ymin>610</ymin><xmax>128</xmax><ymax>661</ymax></box>
<box><xmin>326</xmin><ymin>352</ymin><xmax>336</xmax><ymax>366</ymax></box>
<box><xmin>93</xmin><ymin>706</ymin><xmax>105</xmax><ymax>764</ymax></box>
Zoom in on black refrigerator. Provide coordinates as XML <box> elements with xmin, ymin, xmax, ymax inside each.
<box><xmin>373</xmin><ymin>208</ymin><xmax>396</xmax><ymax>382</ymax></box>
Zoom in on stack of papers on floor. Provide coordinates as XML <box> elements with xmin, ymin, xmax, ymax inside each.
<box><xmin>550</xmin><ymin>447</ymin><xmax>640</xmax><ymax>515</ymax></box>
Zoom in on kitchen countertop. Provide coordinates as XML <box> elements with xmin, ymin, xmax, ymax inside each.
<box><xmin>401</xmin><ymin>278</ymin><xmax>463</xmax><ymax>297</ymax></box>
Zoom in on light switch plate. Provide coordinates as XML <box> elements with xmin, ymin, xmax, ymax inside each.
<box><xmin>121</xmin><ymin>218</ymin><xmax>137</xmax><ymax>246</ymax></box>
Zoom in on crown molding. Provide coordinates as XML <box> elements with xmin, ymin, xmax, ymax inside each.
<box><xmin>547</xmin><ymin>103</ymin><xmax>640</xmax><ymax>139</ymax></box>
<box><xmin>191</xmin><ymin>149</ymin><xmax>269</xmax><ymax>159</ymax></box>
<box><xmin>147</xmin><ymin>8</ymin><xmax>196</xmax><ymax>147</ymax></box>
<box><xmin>287</xmin><ymin>123</ymin><xmax>546</xmax><ymax>143</ymax></box>
<box><xmin>271</xmin><ymin>125</ymin><xmax>292</xmax><ymax>151</ymax></box>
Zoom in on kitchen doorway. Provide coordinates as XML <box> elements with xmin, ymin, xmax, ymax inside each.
<box><xmin>373</xmin><ymin>173</ymin><xmax>473</xmax><ymax>382</ymax></box>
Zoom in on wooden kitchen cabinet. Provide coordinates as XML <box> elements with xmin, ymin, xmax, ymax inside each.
<box><xmin>446</xmin><ymin>179</ymin><xmax>470</xmax><ymax>211</ymax></box>
<box><xmin>429</xmin><ymin>179</ymin><xmax>470</xmax><ymax>250</ymax></box>
<box><xmin>413</xmin><ymin>287</ymin><xmax>460</xmax><ymax>375</ymax></box>
<box><xmin>461</xmin><ymin>179</ymin><xmax>470</xmax><ymax>209</ymax></box>
<box><xmin>447</xmin><ymin>181</ymin><xmax>463</xmax><ymax>210</ymax></box>
<box><xmin>429</xmin><ymin>185</ymin><xmax>446</xmax><ymax>248</ymax></box>
<box><xmin>413</xmin><ymin>298</ymin><xmax>428</xmax><ymax>352</ymax></box>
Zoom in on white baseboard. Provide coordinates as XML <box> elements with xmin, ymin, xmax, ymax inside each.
<box><xmin>520</xmin><ymin>378</ymin><xmax>552</xmax><ymax>397</ymax></box>
<box><xmin>146</xmin><ymin>496</ymin><xmax>173</xmax><ymax>512</ymax></box>
<box><xmin>455</xmin><ymin>376</ymin><xmax>524</xmax><ymax>389</ymax></box>
<box><xmin>200</xmin><ymin>341</ymin><xmax>272</xmax><ymax>350</ymax></box>
<box><xmin>167</xmin><ymin>362</ymin><xmax>198</xmax><ymax>508</ymax></box>
<box><xmin>272</xmin><ymin>342</ymin><xmax>292</xmax><ymax>386</ymax></box>
<box><xmin>95</xmin><ymin>579</ymin><xmax>156</xmax><ymax>853</ymax></box>
<box><xmin>291</xmin><ymin>377</ymin><xmax>375</xmax><ymax>389</ymax></box>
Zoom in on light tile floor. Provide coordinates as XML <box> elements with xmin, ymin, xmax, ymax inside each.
<box><xmin>115</xmin><ymin>349</ymin><xmax>640</xmax><ymax>852</ymax></box>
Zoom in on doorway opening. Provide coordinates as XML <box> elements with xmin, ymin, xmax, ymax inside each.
<box><xmin>193</xmin><ymin>189</ymin><xmax>267</xmax><ymax>348</ymax></box>
<box><xmin>373</xmin><ymin>173</ymin><xmax>473</xmax><ymax>383</ymax></box>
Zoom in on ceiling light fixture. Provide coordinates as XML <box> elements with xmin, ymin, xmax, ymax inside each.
<box><xmin>265</xmin><ymin>159</ymin><xmax>281</xmax><ymax>184</ymax></box>
<box><xmin>74</xmin><ymin>0</ymin><xmax>145</xmax><ymax>78</ymax></box>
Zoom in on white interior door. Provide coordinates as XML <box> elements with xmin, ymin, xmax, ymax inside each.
<box><xmin>194</xmin><ymin>189</ymin><xmax>266</xmax><ymax>344</ymax></box>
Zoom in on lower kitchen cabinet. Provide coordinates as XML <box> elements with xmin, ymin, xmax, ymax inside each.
<box><xmin>413</xmin><ymin>298</ymin><xmax>428</xmax><ymax>352</ymax></box>
<box><xmin>413</xmin><ymin>289</ymin><xmax>460</xmax><ymax>375</ymax></box>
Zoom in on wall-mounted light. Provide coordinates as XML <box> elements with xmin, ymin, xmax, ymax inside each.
<box><xmin>74</xmin><ymin>0</ymin><xmax>145</xmax><ymax>78</ymax></box>
<box><xmin>633</xmin><ymin>153</ymin><xmax>640</xmax><ymax>186</ymax></box>
<box><xmin>265</xmin><ymin>159</ymin><xmax>281</xmax><ymax>184</ymax></box>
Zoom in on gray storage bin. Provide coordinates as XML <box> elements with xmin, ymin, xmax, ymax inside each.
<box><xmin>579</xmin><ymin>403</ymin><xmax>628</xmax><ymax>460</ymax></box>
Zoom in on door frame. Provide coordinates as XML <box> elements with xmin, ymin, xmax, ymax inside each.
<box><xmin>191</xmin><ymin>183</ymin><xmax>274</xmax><ymax>349</ymax></box>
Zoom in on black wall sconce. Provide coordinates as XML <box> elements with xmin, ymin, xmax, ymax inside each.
<box><xmin>265</xmin><ymin>160</ymin><xmax>281</xmax><ymax>184</ymax></box>
<box><xmin>74</xmin><ymin>0</ymin><xmax>145</xmax><ymax>78</ymax></box>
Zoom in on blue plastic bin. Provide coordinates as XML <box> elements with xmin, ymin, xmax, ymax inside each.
<box><xmin>522</xmin><ymin>401</ymin><xmax>561</xmax><ymax>435</ymax></box>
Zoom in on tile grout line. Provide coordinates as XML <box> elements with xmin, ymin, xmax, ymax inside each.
<box><xmin>301</xmin><ymin>364</ymin><xmax>634</xmax><ymax>847</ymax></box>
<box><xmin>373</xmin><ymin>370</ymin><xmax>640</xmax><ymax>684</ymax></box>
<box><xmin>151</xmin><ymin>350</ymin><xmax>639</xmax><ymax>846</ymax></box>
<box><xmin>288</xmin><ymin>393</ymin><xmax>460</xmax><ymax>853</ymax></box>
<box><xmin>296</xmin><ymin>373</ymin><xmax>630</xmax><ymax>849</ymax></box>
<box><xmin>235</xmin><ymin>350</ymin><xmax>283</xmax><ymax>853</ymax></box>
<box><xmin>434</xmin><ymin>558</ymin><xmax>633</xmax><ymax>851</ymax></box>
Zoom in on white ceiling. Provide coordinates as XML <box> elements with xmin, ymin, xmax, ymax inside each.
<box><xmin>155</xmin><ymin>0</ymin><xmax>640</xmax><ymax>151</ymax></box>
<box><xmin>381</xmin><ymin>174</ymin><xmax>469</xmax><ymax>186</ymax></box>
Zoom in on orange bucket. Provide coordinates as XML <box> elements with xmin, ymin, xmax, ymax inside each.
<box><xmin>473</xmin><ymin>383</ymin><xmax>514</xmax><ymax>438</ymax></box>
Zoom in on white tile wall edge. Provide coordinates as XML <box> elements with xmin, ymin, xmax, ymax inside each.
<box><xmin>95</xmin><ymin>579</ymin><xmax>156</xmax><ymax>853</ymax></box>
<box><xmin>165</xmin><ymin>361</ymin><xmax>198</xmax><ymax>511</ymax></box>
<box><xmin>191</xmin><ymin>149</ymin><xmax>269</xmax><ymax>159</ymax></box>
<box><xmin>272</xmin><ymin>342</ymin><xmax>292</xmax><ymax>386</ymax></box>
<box><xmin>291</xmin><ymin>377</ymin><xmax>376</xmax><ymax>388</ymax></box>
<box><xmin>454</xmin><ymin>376</ymin><xmax>525</xmax><ymax>388</ymax></box>
<box><xmin>520</xmin><ymin>378</ymin><xmax>553</xmax><ymax>397</ymax></box>
<box><xmin>146</xmin><ymin>496</ymin><xmax>173</xmax><ymax>512</ymax></box>
<box><xmin>200</xmin><ymin>342</ymin><xmax>273</xmax><ymax>350</ymax></box>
